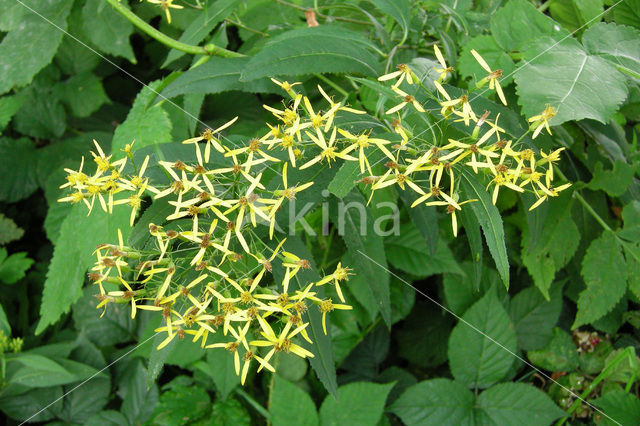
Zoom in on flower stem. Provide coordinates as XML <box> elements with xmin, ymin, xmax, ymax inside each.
<box><xmin>104</xmin><ymin>0</ymin><xmax>243</xmax><ymax>58</ymax></box>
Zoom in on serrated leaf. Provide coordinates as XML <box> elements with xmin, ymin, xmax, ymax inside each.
<box><xmin>0</xmin><ymin>138</ymin><xmax>39</xmax><ymax>203</ymax></box>
<box><xmin>573</xmin><ymin>230</ymin><xmax>627</xmax><ymax>328</ymax></box>
<box><xmin>0</xmin><ymin>0</ymin><xmax>73</xmax><ymax>95</ymax></box>
<box><xmin>82</xmin><ymin>0</ymin><xmax>135</xmax><ymax>62</ymax></box>
<box><xmin>240</xmin><ymin>26</ymin><xmax>381</xmax><ymax>82</ymax></box>
<box><xmin>550</xmin><ymin>0</ymin><xmax>603</xmax><ymax>32</ymax></box>
<box><xmin>0</xmin><ymin>0</ymin><xmax>27</xmax><ymax>31</ymax></box>
<box><xmin>0</xmin><ymin>249</ymin><xmax>34</xmax><ymax>285</ymax></box>
<box><xmin>10</xmin><ymin>354</ymin><xmax>81</xmax><ymax>387</ymax></box>
<box><xmin>147</xmin><ymin>331</ymin><xmax>177</xmax><ymax>388</ymax></box>
<box><xmin>522</xmin><ymin>191</ymin><xmax>579</xmax><ymax>298</ymax></box>
<box><xmin>397</xmin><ymin>304</ymin><xmax>452</xmax><ymax>368</ymax></box>
<box><xmin>527</xmin><ymin>327</ymin><xmax>579</xmax><ymax>372</ymax></box>
<box><xmin>592</xmin><ymin>389</ymin><xmax>640</xmax><ymax>426</ymax></box>
<box><xmin>209</xmin><ymin>397</ymin><xmax>251</xmax><ymax>425</ymax></box>
<box><xmin>270</xmin><ymin>376</ymin><xmax>318</xmax><ymax>426</ymax></box>
<box><xmin>36</xmin><ymin>205</ymin><xmax>131</xmax><ymax>334</ymax></box>
<box><xmin>476</xmin><ymin>383</ymin><xmax>565</xmax><ymax>425</ymax></box>
<box><xmin>161</xmin><ymin>57</ymin><xmax>274</xmax><ymax>99</ymax></box>
<box><xmin>163</xmin><ymin>0</ymin><xmax>241</xmax><ymax>67</ymax></box>
<box><xmin>460</xmin><ymin>168</ymin><xmax>510</xmax><ymax>287</ymax></box>
<box><xmin>0</xmin><ymin>95</ymin><xmax>24</xmax><ymax>132</ymax></box>
<box><xmin>458</xmin><ymin>35</ymin><xmax>516</xmax><ymax>85</ymax></box>
<box><xmin>112</xmin><ymin>80</ymin><xmax>173</xmax><ymax>156</ymax></box>
<box><xmin>390</xmin><ymin>379</ymin><xmax>475</xmax><ymax>426</ymax></box>
<box><xmin>13</xmin><ymin>84</ymin><xmax>67</xmax><ymax>139</ymax></box>
<box><xmin>490</xmin><ymin>0</ymin><xmax>567</xmax><ymax>51</ymax></box>
<box><xmin>150</xmin><ymin>384</ymin><xmax>211</xmax><ymax>425</ymax></box>
<box><xmin>509</xmin><ymin>285</ymin><xmax>562</xmax><ymax>351</ymax></box>
<box><xmin>448</xmin><ymin>288</ymin><xmax>517</xmax><ymax>389</ymax></box>
<box><xmin>56</xmin><ymin>72</ymin><xmax>109</xmax><ymax>118</ymax></box>
<box><xmin>385</xmin><ymin>223</ymin><xmax>463</xmax><ymax>278</ymax></box>
<box><xmin>319</xmin><ymin>382</ymin><xmax>393</xmax><ymax>426</ymax></box>
<box><xmin>121</xmin><ymin>361</ymin><xmax>159</xmax><ymax>425</ymax></box>
<box><xmin>515</xmin><ymin>36</ymin><xmax>628</xmax><ymax>126</ymax></box>
<box><xmin>0</xmin><ymin>214</ymin><xmax>24</xmax><ymax>245</ymax></box>
<box><xmin>366</xmin><ymin>0</ymin><xmax>411</xmax><ymax>39</ymax></box>
<box><xmin>587</xmin><ymin>160</ymin><xmax>635</xmax><ymax>197</ymax></box>
<box><xmin>331</xmin><ymin>190</ymin><xmax>391</xmax><ymax>326</ymax></box>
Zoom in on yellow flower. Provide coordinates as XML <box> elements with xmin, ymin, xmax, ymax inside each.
<box><xmin>207</xmin><ymin>322</ymin><xmax>252</xmax><ymax>375</ymax></box>
<box><xmin>528</xmin><ymin>105</ymin><xmax>556</xmax><ymax>139</ymax></box>
<box><xmin>270</xmin><ymin>78</ymin><xmax>302</xmax><ymax>94</ymax></box>
<box><xmin>433</xmin><ymin>81</ymin><xmax>476</xmax><ymax>126</ymax></box>
<box><xmin>434</xmin><ymin>44</ymin><xmax>454</xmax><ymax>81</ymax></box>
<box><xmin>250</xmin><ymin>315</ymin><xmax>314</xmax><ymax>365</ymax></box>
<box><xmin>386</xmin><ymin>87</ymin><xmax>425</xmax><ymax>115</ymax></box>
<box><xmin>316</xmin><ymin>262</ymin><xmax>352</xmax><ymax>302</ymax></box>
<box><xmin>470</xmin><ymin>49</ymin><xmax>507</xmax><ymax>106</ymax></box>
<box><xmin>146</xmin><ymin>0</ymin><xmax>184</xmax><ymax>24</ymax></box>
<box><xmin>411</xmin><ymin>166</ymin><xmax>460</xmax><ymax>209</ymax></box>
<box><xmin>299</xmin><ymin>127</ymin><xmax>357</xmax><ymax>170</ymax></box>
<box><xmin>338</xmin><ymin>129</ymin><xmax>395</xmax><ymax>174</ymax></box>
<box><xmin>318</xmin><ymin>299</ymin><xmax>352</xmax><ymax>335</ymax></box>
<box><xmin>182</xmin><ymin>117</ymin><xmax>238</xmax><ymax>164</ymax></box>
<box><xmin>377</xmin><ymin>64</ymin><xmax>415</xmax><ymax>88</ymax></box>
<box><xmin>528</xmin><ymin>183</ymin><xmax>572</xmax><ymax>211</ymax></box>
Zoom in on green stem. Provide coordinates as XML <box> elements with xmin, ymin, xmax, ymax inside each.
<box><xmin>235</xmin><ymin>388</ymin><xmax>271</xmax><ymax>420</ymax></box>
<box><xmin>314</xmin><ymin>74</ymin><xmax>349</xmax><ymax>98</ymax></box>
<box><xmin>537</xmin><ymin>0</ymin><xmax>556</xmax><ymax>13</ymax></box>
<box><xmin>104</xmin><ymin>0</ymin><xmax>243</xmax><ymax>57</ymax></box>
<box><xmin>573</xmin><ymin>191</ymin><xmax>613</xmax><ymax>232</ymax></box>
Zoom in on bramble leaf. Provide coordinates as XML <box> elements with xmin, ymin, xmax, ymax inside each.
<box><xmin>319</xmin><ymin>382</ymin><xmax>393</xmax><ymax>426</ymax></box>
<box><xmin>0</xmin><ymin>138</ymin><xmax>39</xmax><ymax>203</ymax></box>
<box><xmin>0</xmin><ymin>214</ymin><xmax>24</xmax><ymax>245</ymax></box>
<box><xmin>527</xmin><ymin>327</ymin><xmax>579</xmax><ymax>372</ymax></box>
<box><xmin>0</xmin><ymin>249</ymin><xmax>34</xmax><ymax>285</ymax></box>
<box><xmin>476</xmin><ymin>383</ymin><xmax>565</xmax><ymax>425</ymax></box>
<box><xmin>82</xmin><ymin>0</ymin><xmax>135</xmax><ymax>62</ymax></box>
<box><xmin>270</xmin><ymin>376</ymin><xmax>318</xmax><ymax>426</ymax></box>
<box><xmin>587</xmin><ymin>160</ymin><xmax>635</xmax><ymax>197</ymax></box>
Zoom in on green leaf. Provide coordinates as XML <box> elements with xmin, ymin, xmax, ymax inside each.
<box><xmin>0</xmin><ymin>138</ymin><xmax>39</xmax><ymax>203</ymax></box>
<box><xmin>0</xmin><ymin>386</ymin><xmax>64</xmax><ymax>422</ymax></box>
<box><xmin>270</xmin><ymin>376</ymin><xmax>318</xmax><ymax>426</ymax></box>
<box><xmin>121</xmin><ymin>361</ymin><xmax>159</xmax><ymax>425</ymax></box>
<box><xmin>490</xmin><ymin>0</ymin><xmax>566</xmax><ymax>51</ymax></box>
<box><xmin>0</xmin><ymin>95</ymin><xmax>25</xmax><ymax>132</ymax></box>
<box><xmin>13</xmin><ymin>83</ymin><xmax>67</xmax><ymax>139</ymax></box>
<box><xmin>36</xmin><ymin>205</ymin><xmax>131</xmax><ymax>334</ymax></box>
<box><xmin>366</xmin><ymin>0</ymin><xmax>411</xmax><ymax>39</ymax></box>
<box><xmin>527</xmin><ymin>327</ymin><xmax>579</xmax><ymax>372</ymax></box>
<box><xmin>398</xmin><ymin>189</ymin><xmax>438</xmax><ymax>257</ymax></box>
<box><xmin>573</xmin><ymin>230</ymin><xmax>628</xmax><ymax>328</ymax></box>
<box><xmin>161</xmin><ymin>57</ymin><xmax>274</xmax><ymax>99</ymax></box>
<box><xmin>476</xmin><ymin>383</ymin><xmax>565</xmax><ymax>425</ymax></box>
<box><xmin>0</xmin><ymin>0</ymin><xmax>27</xmax><ymax>31</ymax></box>
<box><xmin>522</xmin><ymin>191</ymin><xmax>579</xmax><ymax>299</ymax></box>
<box><xmin>0</xmin><ymin>214</ymin><xmax>24</xmax><ymax>245</ymax></box>
<box><xmin>56</xmin><ymin>72</ymin><xmax>109</xmax><ymax>118</ymax></box>
<box><xmin>0</xmin><ymin>0</ymin><xmax>73</xmax><ymax>95</ymax></box>
<box><xmin>0</xmin><ymin>249</ymin><xmax>34</xmax><ymax>285</ymax></box>
<box><xmin>458</xmin><ymin>35</ymin><xmax>516</xmax><ymax>85</ymax></box>
<box><xmin>385</xmin><ymin>222</ymin><xmax>464</xmax><ymax>278</ymax></box>
<box><xmin>448</xmin><ymin>288</ymin><xmax>518</xmax><ymax>389</ymax></box>
<box><xmin>397</xmin><ymin>304</ymin><xmax>452</xmax><ymax>368</ymax></box>
<box><xmin>208</xmin><ymin>397</ymin><xmax>251</xmax><ymax>425</ymax></box>
<box><xmin>196</xmin><ymin>334</ymin><xmax>239</xmax><ymax>398</ymax></box>
<box><xmin>389</xmin><ymin>379</ymin><xmax>475</xmax><ymax>426</ymax></box>
<box><xmin>619</xmin><ymin>201</ymin><xmax>640</xmax><ymax>243</ymax></box>
<box><xmin>460</xmin><ymin>168</ymin><xmax>510</xmax><ymax>287</ymax></box>
<box><xmin>550</xmin><ymin>0</ymin><xmax>603</xmax><ymax>32</ymax></box>
<box><xmin>319</xmin><ymin>382</ymin><xmax>393</xmax><ymax>426</ymax></box>
<box><xmin>111</xmin><ymin>80</ymin><xmax>173</xmax><ymax>157</ymax></box>
<box><xmin>150</xmin><ymin>384</ymin><xmax>211</xmax><ymax>425</ymax></box>
<box><xmin>0</xmin><ymin>303</ymin><xmax>10</xmax><ymax>335</ymax></box>
<box><xmin>509</xmin><ymin>285</ymin><xmax>562</xmax><ymax>351</ymax></box>
<box><xmin>86</xmin><ymin>411</ymin><xmax>129</xmax><ymax>426</ymax></box>
<box><xmin>592</xmin><ymin>389</ymin><xmax>640</xmax><ymax>426</ymax></box>
<box><xmin>9</xmin><ymin>354</ymin><xmax>81</xmax><ymax>387</ymax></box>
<box><xmin>458</xmin><ymin>207</ymin><xmax>483</xmax><ymax>289</ymax></box>
<box><xmin>587</xmin><ymin>160</ymin><xmax>635</xmax><ymax>197</ymax></box>
<box><xmin>613</xmin><ymin>0</ymin><xmax>640</xmax><ymax>29</ymax></box>
<box><xmin>240</xmin><ymin>26</ymin><xmax>381</xmax><ymax>82</ymax></box>
<box><xmin>515</xmin><ymin>36</ymin><xmax>628</xmax><ymax>126</ymax></box>
<box><xmin>82</xmin><ymin>0</ymin><xmax>135</xmax><ymax>62</ymax></box>
<box><xmin>273</xmin><ymin>237</ymin><xmax>338</xmax><ymax>396</ymax></box>
<box><xmin>147</xmin><ymin>331</ymin><xmax>177</xmax><ymax>388</ymax></box>
<box><xmin>327</xmin><ymin>149</ymin><xmax>385</xmax><ymax>199</ymax></box>
<box><xmin>331</xmin><ymin>190</ymin><xmax>391</xmax><ymax>326</ymax></box>
<box><xmin>163</xmin><ymin>0</ymin><xmax>241</xmax><ymax>66</ymax></box>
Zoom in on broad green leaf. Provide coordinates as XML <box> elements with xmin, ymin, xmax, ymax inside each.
<box><xmin>209</xmin><ymin>397</ymin><xmax>251</xmax><ymax>425</ymax></box>
<box><xmin>515</xmin><ymin>37</ymin><xmax>628</xmax><ymax>126</ymax></box>
<box><xmin>398</xmin><ymin>189</ymin><xmax>439</xmax><ymax>257</ymax></box>
<box><xmin>82</xmin><ymin>0</ymin><xmax>135</xmax><ymax>62</ymax></box>
<box><xmin>587</xmin><ymin>160</ymin><xmax>635</xmax><ymax>197</ymax></box>
<box><xmin>0</xmin><ymin>138</ymin><xmax>39</xmax><ymax>203</ymax></box>
<box><xmin>613</xmin><ymin>0</ymin><xmax>640</xmax><ymax>29</ymax></box>
<box><xmin>0</xmin><ymin>214</ymin><xmax>24</xmax><ymax>245</ymax></box>
<box><xmin>527</xmin><ymin>327</ymin><xmax>579</xmax><ymax>372</ymax></box>
<box><xmin>0</xmin><ymin>386</ymin><xmax>64</xmax><ymax>422</ymax></box>
<box><xmin>0</xmin><ymin>0</ymin><xmax>27</xmax><ymax>31</ymax></box>
<box><xmin>550</xmin><ymin>0</ymin><xmax>603</xmax><ymax>32</ymax></box>
<box><xmin>390</xmin><ymin>379</ymin><xmax>475</xmax><ymax>426</ymax></box>
<box><xmin>86</xmin><ymin>411</ymin><xmax>129</xmax><ymax>426</ymax></box>
<box><xmin>476</xmin><ymin>383</ymin><xmax>565</xmax><ymax>425</ymax></box>
<box><xmin>13</xmin><ymin>84</ymin><xmax>66</xmax><ymax>139</ymax></box>
<box><xmin>319</xmin><ymin>382</ymin><xmax>393</xmax><ymax>426</ymax></box>
<box><xmin>240</xmin><ymin>26</ymin><xmax>381</xmax><ymax>82</ymax></box>
<box><xmin>272</xmin><ymin>237</ymin><xmax>338</xmax><ymax>396</ymax></box>
<box><xmin>619</xmin><ymin>201</ymin><xmax>640</xmax><ymax>243</ymax></box>
<box><xmin>522</xmin><ymin>191</ymin><xmax>579</xmax><ymax>299</ymax></box>
<box><xmin>111</xmin><ymin>81</ymin><xmax>173</xmax><ymax>156</ymax></box>
<box><xmin>270</xmin><ymin>376</ymin><xmax>318</xmax><ymax>426</ymax></box>
<box><xmin>448</xmin><ymin>288</ymin><xmax>517</xmax><ymax>389</ymax></box>
<box><xmin>163</xmin><ymin>0</ymin><xmax>241</xmax><ymax>66</ymax></box>
<box><xmin>592</xmin><ymin>389</ymin><xmax>640</xmax><ymax>426</ymax></box>
<box><xmin>10</xmin><ymin>354</ymin><xmax>79</xmax><ymax>387</ymax></box>
<box><xmin>55</xmin><ymin>72</ymin><xmax>109</xmax><ymax>118</ymax></box>
<box><xmin>0</xmin><ymin>249</ymin><xmax>34</xmax><ymax>285</ymax></box>
<box><xmin>276</xmin><ymin>352</ymin><xmax>308</xmax><ymax>382</ymax></box>
<box><xmin>161</xmin><ymin>57</ymin><xmax>274</xmax><ymax>99</ymax></box>
<box><xmin>458</xmin><ymin>35</ymin><xmax>516</xmax><ymax>85</ymax></box>
<box><xmin>443</xmin><ymin>262</ymin><xmax>499</xmax><ymax>317</ymax></box>
<box><xmin>460</xmin><ymin>168</ymin><xmax>510</xmax><ymax>287</ymax></box>
<box><xmin>327</xmin><ymin>148</ymin><xmax>385</xmax><ymax>199</ymax></box>
<box><xmin>0</xmin><ymin>0</ymin><xmax>73</xmax><ymax>95</ymax></box>
<box><xmin>0</xmin><ymin>95</ymin><xmax>24</xmax><ymax>132</ymax></box>
<box><xmin>573</xmin><ymin>230</ymin><xmax>627</xmax><ymax>328</ymax></box>
<box><xmin>397</xmin><ymin>303</ymin><xmax>452</xmax><ymax>368</ymax></box>
<box><xmin>458</xmin><ymin>207</ymin><xmax>483</xmax><ymax>289</ymax></box>
<box><xmin>508</xmin><ymin>285</ymin><xmax>562</xmax><ymax>351</ymax></box>
<box><xmin>490</xmin><ymin>0</ymin><xmax>566</xmax><ymax>51</ymax></box>
<box><xmin>121</xmin><ymin>361</ymin><xmax>159</xmax><ymax>425</ymax></box>
<box><xmin>147</xmin><ymin>330</ymin><xmax>177</xmax><ymax>388</ymax></box>
<box><xmin>366</xmin><ymin>0</ymin><xmax>411</xmax><ymax>39</ymax></box>
<box><xmin>385</xmin><ymin>222</ymin><xmax>463</xmax><ymax>278</ymax></box>
<box><xmin>36</xmin><ymin>205</ymin><xmax>131</xmax><ymax>334</ymax></box>
<box><xmin>150</xmin><ymin>384</ymin><xmax>211</xmax><ymax>425</ymax></box>
<box><xmin>331</xmin><ymin>190</ymin><xmax>391</xmax><ymax>326</ymax></box>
